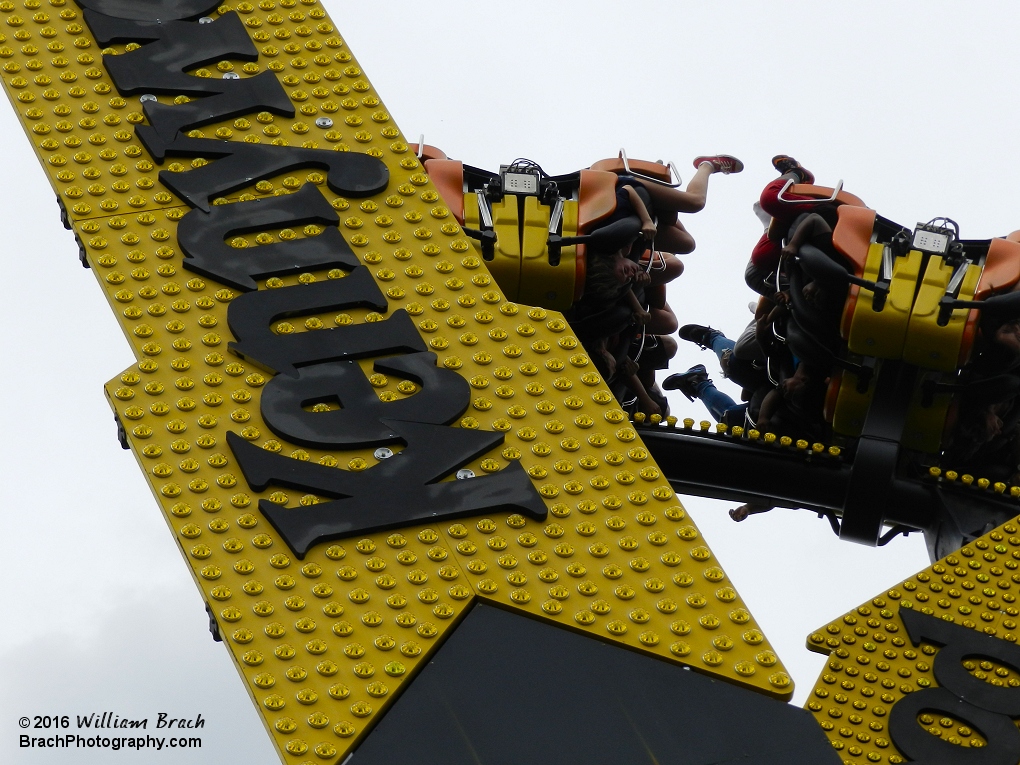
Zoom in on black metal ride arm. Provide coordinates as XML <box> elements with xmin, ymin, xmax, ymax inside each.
<box><xmin>462</xmin><ymin>226</ymin><xmax>497</xmax><ymax>261</ymax></box>
<box><xmin>643</xmin><ymin>363</ymin><xmax>1017</xmax><ymax>563</ymax></box>
<box><xmin>462</xmin><ymin>189</ymin><xmax>497</xmax><ymax>261</ymax></box>
<box><xmin>640</xmin><ymin>423</ymin><xmax>1020</xmax><ymax>562</ymax></box>
<box><xmin>937</xmin><ymin>289</ymin><xmax>1020</xmax><ymax>326</ymax></box>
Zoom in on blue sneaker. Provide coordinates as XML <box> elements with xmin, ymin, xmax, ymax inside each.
<box><xmin>662</xmin><ymin>364</ymin><xmax>709</xmax><ymax>401</ymax></box>
<box><xmin>679</xmin><ymin>324</ymin><xmax>723</xmax><ymax>351</ymax></box>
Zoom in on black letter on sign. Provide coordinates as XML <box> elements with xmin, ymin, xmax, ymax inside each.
<box><xmin>888</xmin><ymin>687</ymin><xmax>1020</xmax><ymax>765</ymax></box>
<box><xmin>227</xmin><ymin>422</ymin><xmax>547</xmax><ymax>557</ymax></box>
<box><xmin>226</xmin><ymin>268</ymin><xmax>426</xmax><ymax>376</ymax></box>
<box><xmin>260</xmin><ymin>352</ymin><xmax>471</xmax><ymax>449</ymax></box>
<box><xmin>83</xmin><ymin>11</ymin><xmax>292</xmax><ymax>154</ymax></box>
<box><xmin>140</xmin><ymin>136</ymin><xmax>389</xmax><ymax>212</ymax></box>
<box><xmin>177</xmin><ymin>185</ymin><xmax>359</xmax><ymax>291</ymax></box>
<box><xmin>902</xmin><ymin>608</ymin><xmax>1020</xmax><ymax>715</ymax></box>
<box><xmin>73</xmin><ymin>1</ymin><xmax>222</xmax><ymax>22</ymax></box>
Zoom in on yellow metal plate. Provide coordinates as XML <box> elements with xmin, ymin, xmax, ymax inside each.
<box><xmin>903</xmin><ymin>259</ymin><xmax>981</xmax><ymax>372</ymax></box>
<box><xmin>0</xmin><ymin>0</ymin><xmax>390</xmax><ymax>221</ymax></box>
<box><xmin>486</xmin><ymin>192</ymin><xmax>522</xmax><ymax>299</ymax></box>
<box><xmin>848</xmin><ymin>248</ymin><xmax>921</xmax><ymax>359</ymax></box>
<box><xmin>1</xmin><ymin>0</ymin><xmax>793</xmax><ymax>762</ymax></box>
<box><xmin>517</xmin><ymin>194</ymin><xmax>576</xmax><ymax>310</ymax></box>
<box><xmin>805</xmin><ymin>516</ymin><xmax>1020</xmax><ymax>762</ymax></box>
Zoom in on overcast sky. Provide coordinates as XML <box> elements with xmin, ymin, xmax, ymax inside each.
<box><xmin>3</xmin><ymin>1</ymin><xmax>1018</xmax><ymax>762</ymax></box>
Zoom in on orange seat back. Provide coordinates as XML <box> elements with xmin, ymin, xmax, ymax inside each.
<box><xmin>789</xmin><ymin>183</ymin><xmax>868</xmax><ymax>208</ymax></box>
<box><xmin>958</xmin><ymin>311</ymin><xmax>980</xmax><ymax>367</ymax></box>
<box><xmin>975</xmin><ymin>237</ymin><xmax>1020</xmax><ymax>299</ymax></box>
<box><xmin>589</xmin><ymin>157</ymin><xmax>673</xmax><ymax>184</ymax></box>
<box><xmin>409</xmin><ymin>143</ymin><xmax>448</xmax><ymax>162</ymax></box>
<box><xmin>577</xmin><ymin>169</ymin><xmax>619</xmax><ymax>234</ymax></box>
<box><xmin>424</xmin><ymin>159</ymin><xmax>465</xmax><ymax>224</ymax></box>
<box><xmin>832</xmin><ymin>205</ymin><xmax>877</xmax><ymax>277</ymax></box>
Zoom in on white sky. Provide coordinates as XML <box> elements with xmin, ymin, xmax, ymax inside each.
<box><xmin>3</xmin><ymin>1</ymin><xmax>1018</xmax><ymax>762</ymax></box>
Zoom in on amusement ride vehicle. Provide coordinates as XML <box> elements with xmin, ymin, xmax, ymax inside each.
<box><xmin>423</xmin><ymin>142</ymin><xmax>1020</xmax><ymax>561</ymax></box>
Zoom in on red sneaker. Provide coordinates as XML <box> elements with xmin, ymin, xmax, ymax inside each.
<box><xmin>771</xmin><ymin>155</ymin><xmax>815</xmax><ymax>184</ymax></box>
<box><xmin>693</xmin><ymin>154</ymin><xmax>744</xmax><ymax>174</ymax></box>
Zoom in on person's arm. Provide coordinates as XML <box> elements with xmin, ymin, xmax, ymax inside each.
<box><xmin>622</xmin><ymin>359</ymin><xmax>661</xmax><ymax>416</ymax></box>
<box><xmin>625</xmin><ymin>288</ymin><xmax>650</xmax><ymax>324</ymax></box>
<box><xmin>624</xmin><ymin>185</ymin><xmax>657</xmax><ymax>240</ymax></box>
<box><xmin>755</xmin><ymin>303</ymin><xmax>787</xmax><ymax>355</ymax></box>
<box><xmin>755</xmin><ymin>388</ymin><xmax>783</xmax><ymax>433</ymax></box>
<box><xmin>783</xmin><ymin>213</ymin><xmax>833</xmax><ymax>256</ymax></box>
<box><xmin>729</xmin><ymin>503</ymin><xmax>774</xmax><ymax>522</ymax></box>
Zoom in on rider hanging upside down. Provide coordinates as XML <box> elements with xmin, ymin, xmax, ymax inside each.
<box><xmin>601</xmin><ymin>155</ymin><xmax>744</xmax><ymax>284</ymax></box>
<box><xmin>744</xmin><ymin>155</ymin><xmax>830</xmax><ymax>299</ymax></box>
<box><xmin>571</xmin><ymin>153</ymin><xmax>743</xmax><ymax>419</ymax></box>
<box><xmin>640</xmin><ymin>153</ymin><xmax>744</xmax><ymax>252</ymax></box>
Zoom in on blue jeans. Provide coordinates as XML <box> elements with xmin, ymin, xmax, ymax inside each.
<box><xmin>710</xmin><ymin>334</ymin><xmax>735</xmax><ymax>364</ymax></box>
<box><xmin>694</xmin><ymin>379</ymin><xmax>746</xmax><ymax>424</ymax></box>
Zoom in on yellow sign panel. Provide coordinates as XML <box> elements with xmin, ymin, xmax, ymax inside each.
<box><xmin>805</xmin><ymin>515</ymin><xmax>1020</xmax><ymax>763</ymax></box>
<box><xmin>1</xmin><ymin>0</ymin><xmax>791</xmax><ymax>761</ymax></box>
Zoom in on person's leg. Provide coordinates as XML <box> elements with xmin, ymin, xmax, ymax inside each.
<box><xmin>640</xmin><ymin>161</ymin><xmax>717</xmax><ymax>215</ymax></box>
<box><xmin>745</xmin><ymin>256</ymin><xmax>781</xmax><ymax>299</ymax></box>
<box><xmin>750</xmin><ymin>231</ymin><xmax>781</xmax><ymax>269</ymax></box>
<box><xmin>759</xmin><ymin>175</ymin><xmax>817</xmax><ymax>220</ymax></box>
<box><xmin>709</xmin><ymin>334</ymin><xmax>736</xmax><ymax>364</ymax></box>
<box><xmin>664</xmin><ymin>366</ymin><xmax>743</xmax><ymax>422</ymax></box>
<box><xmin>733</xmin><ymin>318</ymin><xmax>765</xmax><ymax>363</ymax></box>
<box><xmin>645</xmin><ymin>284</ymin><xmax>667</xmax><ymax>310</ymax></box>
<box><xmin>642</xmin><ymin>250</ymin><xmax>686</xmax><ymax>282</ymax></box>
<box><xmin>635</xmin><ymin>335</ymin><xmax>675</xmax><ymax>420</ymax></box>
<box><xmin>646</xmin><ymin>305</ymin><xmax>678</xmax><ymax>335</ymax></box>
<box><xmin>650</xmin><ymin>224</ymin><xmax>696</xmax><ymax>256</ymax></box>
<box><xmin>678</xmin><ymin>325</ymin><xmax>733</xmax><ymax>364</ymax></box>
<box><xmin>657</xmin><ymin>334</ymin><xmax>678</xmax><ymax>363</ymax></box>
<box><xmin>772</xmin><ymin>155</ymin><xmax>814</xmax><ymax>183</ymax></box>
<box><xmin>637</xmin><ymin>335</ymin><xmax>677</xmax><ymax>387</ymax></box>
<box><xmin>758</xmin><ymin>177</ymin><xmax>797</xmax><ymax>219</ymax></box>
<box><xmin>694</xmin><ymin>379</ymin><xmax>740</xmax><ymax>422</ymax></box>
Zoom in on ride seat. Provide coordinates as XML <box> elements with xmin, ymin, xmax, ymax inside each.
<box><xmin>954</xmin><ymin>237</ymin><xmax>1020</xmax><ymax>368</ymax></box>
<box><xmin>830</xmin><ymin>206</ymin><xmax>882</xmax><ymax>340</ymax></box>
<box><xmin>423</xmin><ymin>158</ymin><xmax>465</xmax><ymax>224</ymax></box>
<box><xmin>788</xmin><ymin>183</ymin><xmax>868</xmax><ymax>209</ymax></box>
<box><xmin>576</xmin><ymin>170</ymin><xmax>619</xmax><ymax>234</ymax></box>
<box><xmin>828</xmin><ymin>368</ymin><xmax>877</xmax><ymax>437</ymax></box>
<box><xmin>831</xmin><ymin>206</ymin><xmax>876</xmax><ymax>277</ymax></box>
<box><xmin>827</xmin><ymin>204</ymin><xmax>912</xmax><ymax>359</ymax></box>
<box><xmin>518</xmin><ymin>196</ymin><xmax>577</xmax><ymax>310</ymax></box>
<box><xmin>899</xmin><ymin>254</ymin><xmax>979</xmax><ymax>454</ymax></box>
<box><xmin>563</xmin><ymin>169</ymin><xmax>622</xmax><ymax>304</ymax></box>
<box><xmin>410</xmin><ymin>143</ymin><xmax>449</xmax><ymax>162</ymax></box>
<box><xmin>904</xmin><ymin>255</ymin><xmax>982</xmax><ymax>372</ymax></box>
<box><xmin>901</xmin><ymin>375</ymin><xmax>955</xmax><ymax>453</ymax></box>
<box><xmin>589</xmin><ymin>157</ymin><xmax>673</xmax><ymax>184</ymax></box>
<box><xmin>975</xmin><ymin>237</ymin><xmax>1020</xmax><ymax>300</ymax></box>
<box><xmin>950</xmin><ymin>237</ymin><xmax>1020</xmax><ymax>367</ymax></box>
